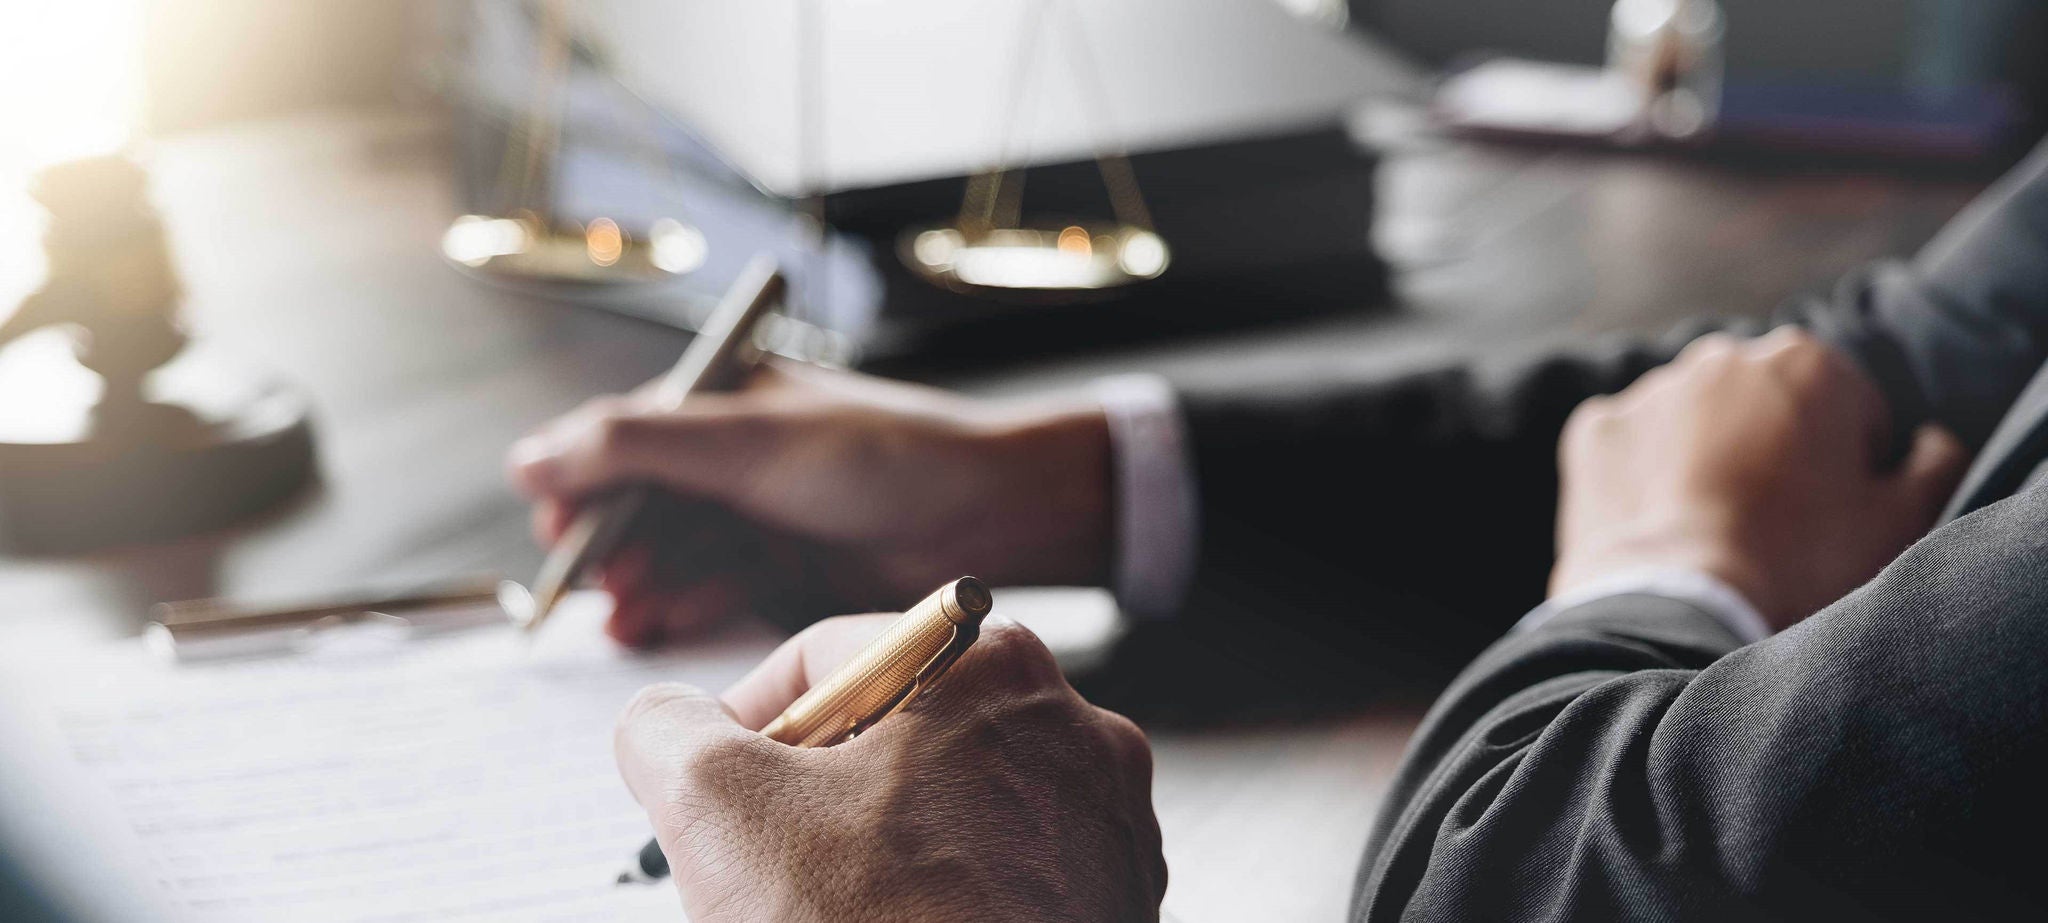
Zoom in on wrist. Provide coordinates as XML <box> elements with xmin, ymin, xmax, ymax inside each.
<box><xmin>1551</xmin><ymin>538</ymin><xmax>1780</xmax><ymax>628</ymax></box>
<box><xmin>964</xmin><ymin>399</ymin><xmax>1114</xmax><ymax>589</ymax></box>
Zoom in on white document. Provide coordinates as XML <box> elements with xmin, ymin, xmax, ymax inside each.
<box><xmin>0</xmin><ymin>595</ymin><xmax>776</xmax><ymax>923</ymax></box>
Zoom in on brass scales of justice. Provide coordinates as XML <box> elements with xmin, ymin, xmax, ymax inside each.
<box><xmin>438</xmin><ymin>0</ymin><xmax>708</xmax><ymax>286</ymax></box>
<box><xmin>441</xmin><ymin>0</ymin><xmax>1170</xmax><ymax>298</ymax></box>
<box><xmin>899</xmin><ymin>0</ymin><xmax>1172</xmax><ymax>296</ymax></box>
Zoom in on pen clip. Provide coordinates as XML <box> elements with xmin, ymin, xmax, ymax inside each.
<box><xmin>855</xmin><ymin>620</ymin><xmax>981</xmax><ymax>737</ymax></box>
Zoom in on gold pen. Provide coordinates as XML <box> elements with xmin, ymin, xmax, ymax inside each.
<box><xmin>618</xmin><ymin>576</ymin><xmax>995</xmax><ymax>884</ymax></box>
<box><xmin>522</xmin><ymin>254</ymin><xmax>786</xmax><ymax>633</ymax></box>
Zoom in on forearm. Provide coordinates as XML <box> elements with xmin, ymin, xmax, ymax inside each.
<box><xmin>1357</xmin><ymin>484</ymin><xmax>2048</xmax><ymax>920</ymax></box>
<box><xmin>1096</xmin><ymin>154</ymin><xmax>2048</xmax><ymax>656</ymax></box>
<box><xmin>1168</xmin><ymin>338</ymin><xmax>1691</xmax><ymax>666</ymax></box>
<box><xmin>968</xmin><ymin>395</ymin><xmax>1115</xmax><ymax>591</ymax></box>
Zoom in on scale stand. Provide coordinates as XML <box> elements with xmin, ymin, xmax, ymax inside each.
<box><xmin>440</xmin><ymin>0</ymin><xmax>708</xmax><ymax>287</ymax></box>
<box><xmin>898</xmin><ymin>0</ymin><xmax>1172</xmax><ymax>298</ymax></box>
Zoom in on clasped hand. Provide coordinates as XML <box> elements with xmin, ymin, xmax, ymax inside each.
<box><xmin>1551</xmin><ymin>328</ymin><xmax>1968</xmax><ymax>631</ymax></box>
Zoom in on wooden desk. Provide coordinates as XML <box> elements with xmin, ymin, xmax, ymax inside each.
<box><xmin>0</xmin><ymin>112</ymin><xmax>1980</xmax><ymax>922</ymax></box>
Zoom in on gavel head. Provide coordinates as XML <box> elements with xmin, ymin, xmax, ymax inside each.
<box><xmin>14</xmin><ymin>155</ymin><xmax>188</xmax><ymax>401</ymax></box>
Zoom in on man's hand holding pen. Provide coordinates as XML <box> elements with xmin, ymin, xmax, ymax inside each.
<box><xmin>504</xmin><ymin>266</ymin><xmax>1165</xmax><ymax>919</ymax></box>
<box><xmin>613</xmin><ymin>614</ymin><xmax>1167</xmax><ymax>923</ymax></box>
<box><xmin>508</xmin><ymin>361</ymin><xmax>1116</xmax><ymax>646</ymax></box>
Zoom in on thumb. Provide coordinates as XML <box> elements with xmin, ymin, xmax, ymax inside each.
<box><xmin>613</xmin><ymin>682</ymin><xmax>747</xmax><ymax>811</ymax></box>
<box><xmin>511</xmin><ymin>402</ymin><xmax>771</xmax><ymax>501</ymax></box>
<box><xmin>1889</xmin><ymin>423</ymin><xmax>1970</xmax><ymax>522</ymax></box>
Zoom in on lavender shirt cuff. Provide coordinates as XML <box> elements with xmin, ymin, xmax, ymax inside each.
<box><xmin>1093</xmin><ymin>374</ymin><xmax>1200</xmax><ymax>620</ymax></box>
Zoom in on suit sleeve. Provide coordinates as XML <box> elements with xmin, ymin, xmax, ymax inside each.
<box><xmin>1808</xmin><ymin>137</ymin><xmax>2048</xmax><ymax>453</ymax></box>
<box><xmin>1084</xmin><ymin>336</ymin><xmax>1732</xmax><ymax>711</ymax></box>
<box><xmin>1163</xmin><ymin>330</ymin><xmax>1719</xmax><ymax>684</ymax></box>
<box><xmin>1154</xmin><ymin>138</ymin><xmax>2048</xmax><ymax>684</ymax></box>
<box><xmin>1352</xmin><ymin>484</ymin><xmax>2048</xmax><ymax>922</ymax></box>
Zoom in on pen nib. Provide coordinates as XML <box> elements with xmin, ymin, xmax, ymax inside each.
<box><xmin>615</xmin><ymin>865</ymin><xmax>660</xmax><ymax>886</ymax></box>
<box><xmin>495</xmin><ymin>580</ymin><xmax>545</xmax><ymax>630</ymax></box>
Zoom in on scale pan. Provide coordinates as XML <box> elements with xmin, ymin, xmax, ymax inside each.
<box><xmin>900</xmin><ymin>221</ymin><xmax>1170</xmax><ymax>295</ymax></box>
<box><xmin>441</xmin><ymin>214</ymin><xmax>707</xmax><ymax>286</ymax></box>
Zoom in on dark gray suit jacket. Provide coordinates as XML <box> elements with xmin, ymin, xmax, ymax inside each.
<box><xmin>1302</xmin><ymin>138</ymin><xmax>2048</xmax><ymax>920</ymax></box>
<box><xmin>1144</xmin><ymin>137</ymin><xmax>2048</xmax><ymax>693</ymax></box>
<box><xmin>1111</xmin><ymin>139</ymin><xmax>2048</xmax><ymax>915</ymax></box>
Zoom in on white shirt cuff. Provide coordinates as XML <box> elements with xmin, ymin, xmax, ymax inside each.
<box><xmin>1512</xmin><ymin>567</ymin><xmax>1773</xmax><ymax>645</ymax></box>
<box><xmin>1093</xmin><ymin>374</ymin><xmax>1199</xmax><ymax>620</ymax></box>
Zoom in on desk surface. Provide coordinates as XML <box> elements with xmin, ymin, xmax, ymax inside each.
<box><xmin>0</xmin><ymin>112</ymin><xmax>1981</xmax><ymax>922</ymax></box>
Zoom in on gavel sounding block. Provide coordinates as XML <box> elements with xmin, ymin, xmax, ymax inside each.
<box><xmin>0</xmin><ymin>331</ymin><xmax>314</xmax><ymax>553</ymax></box>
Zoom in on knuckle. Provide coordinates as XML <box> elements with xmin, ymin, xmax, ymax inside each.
<box><xmin>1094</xmin><ymin>705</ymin><xmax>1145</xmax><ymax>743</ymax></box>
<box><xmin>591</xmin><ymin>412</ymin><xmax>640</xmax><ymax>454</ymax></box>
<box><xmin>616</xmin><ymin>684</ymin><xmax>744</xmax><ymax>772</ymax></box>
<box><xmin>1565</xmin><ymin>395</ymin><xmax>1611</xmax><ymax>426</ymax></box>
<box><xmin>1679</xmin><ymin>332</ymin><xmax>1741</xmax><ymax>363</ymax></box>
<box><xmin>1129</xmin><ymin>802</ymin><xmax>1168</xmax><ymax>901</ymax></box>
<box><xmin>1758</xmin><ymin>324</ymin><xmax>1819</xmax><ymax>351</ymax></box>
<box><xmin>1768</xmin><ymin>328</ymin><xmax>1825</xmax><ymax>364</ymax></box>
<box><xmin>1753</xmin><ymin>325</ymin><xmax>1820</xmax><ymax>364</ymax></box>
<box><xmin>1005</xmin><ymin>684</ymin><xmax>1085</xmax><ymax>727</ymax></box>
<box><xmin>575</xmin><ymin>394</ymin><xmax>633</xmax><ymax>425</ymax></box>
<box><xmin>1150</xmin><ymin>843</ymin><xmax>1171</xmax><ymax>902</ymax></box>
<box><xmin>1761</xmin><ymin>329</ymin><xmax>1854</xmax><ymax>392</ymax></box>
<box><xmin>790</xmin><ymin>615</ymin><xmax>847</xmax><ymax>645</ymax></box>
<box><xmin>1574</xmin><ymin>392</ymin><xmax>1613</xmax><ymax>414</ymax></box>
<box><xmin>1634</xmin><ymin>363</ymin><xmax>1678</xmax><ymax>390</ymax></box>
<box><xmin>619</xmin><ymin>682</ymin><xmax>708</xmax><ymax>732</ymax></box>
<box><xmin>1093</xmin><ymin>707</ymin><xmax>1154</xmax><ymax>773</ymax></box>
<box><xmin>970</xmin><ymin>620</ymin><xmax>1064</xmax><ymax>689</ymax></box>
<box><xmin>1562</xmin><ymin>397</ymin><xmax>1616</xmax><ymax>443</ymax></box>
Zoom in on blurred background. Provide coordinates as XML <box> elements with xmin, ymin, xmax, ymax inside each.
<box><xmin>5</xmin><ymin>0</ymin><xmax>2042</xmax><ymax>358</ymax></box>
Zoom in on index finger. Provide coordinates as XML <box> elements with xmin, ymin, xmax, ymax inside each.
<box><xmin>721</xmin><ymin>613</ymin><xmax>896</xmax><ymax>731</ymax></box>
<box><xmin>614</xmin><ymin>682</ymin><xmax>745</xmax><ymax>809</ymax></box>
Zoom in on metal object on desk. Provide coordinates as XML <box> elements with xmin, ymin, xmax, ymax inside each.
<box><xmin>897</xmin><ymin>0</ymin><xmax>1171</xmax><ymax>297</ymax></box>
<box><xmin>0</xmin><ymin>155</ymin><xmax>314</xmax><ymax>554</ymax></box>
<box><xmin>902</xmin><ymin>221</ymin><xmax>1170</xmax><ymax>296</ymax></box>
<box><xmin>440</xmin><ymin>0</ymin><xmax>708</xmax><ymax>287</ymax></box>
<box><xmin>1608</xmin><ymin>0</ymin><xmax>1725</xmax><ymax>141</ymax></box>
<box><xmin>443</xmin><ymin>213</ymin><xmax>708</xmax><ymax>285</ymax></box>
<box><xmin>490</xmin><ymin>0</ymin><xmax>1394</xmax><ymax>357</ymax></box>
<box><xmin>1432</xmin><ymin>1</ymin><xmax>1725</xmax><ymax>148</ymax></box>
<box><xmin>147</xmin><ymin>577</ymin><xmax>513</xmax><ymax>662</ymax></box>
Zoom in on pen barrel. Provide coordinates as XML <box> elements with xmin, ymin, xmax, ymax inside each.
<box><xmin>652</xmin><ymin>256</ymin><xmax>785</xmax><ymax>409</ymax></box>
<box><xmin>520</xmin><ymin>256</ymin><xmax>784</xmax><ymax>633</ymax></box>
<box><xmin>762</xmin><ymin>577</ymin><xmax>993</xmax><ymax>748</ymax></box>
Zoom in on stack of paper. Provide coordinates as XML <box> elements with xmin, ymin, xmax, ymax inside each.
<box><xmin>0</xmin><ymin>596</ymin><xmax>774</xmax><ymax>922</ymax></box>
